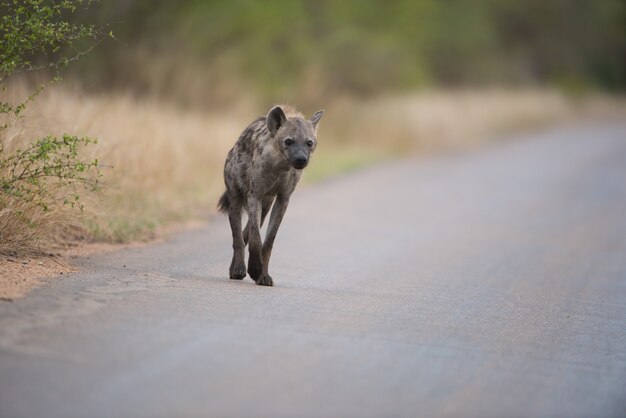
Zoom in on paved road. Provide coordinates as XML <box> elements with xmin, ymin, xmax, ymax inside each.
<box><xmin>1</xmin><ymin>123</ymin><xmax>626</xmax><ymax>418</ymax></box>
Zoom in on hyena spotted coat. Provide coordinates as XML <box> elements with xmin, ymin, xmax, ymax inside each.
<box><xmin>218</xmin><ymin>105</ymin><xmax>324</xmax><ymax>286</ymax></box>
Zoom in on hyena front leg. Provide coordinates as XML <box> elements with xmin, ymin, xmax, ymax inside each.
<box><xmin>243</xmin><ymin>197</ymin><xmax>274</xmax><ymax>245</ymax></box>
<box><xmin>228</xmin><ymin>196</ymin><xmax>246</xmax><ymax>280</ymax></box>
<box><xmin>246</xmin><ymin>197</ymin><xmax>264</xmax><ymax>281</ymax></box>
<box><xmin>257</xmin><ymin>196</ymin><xmax>290</xmax><ymax>287</ymax></box>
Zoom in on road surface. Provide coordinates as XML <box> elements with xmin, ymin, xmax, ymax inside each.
<box><xmin>1</xmin><ymin>123</ymin><xmax>626</xmax><ymax>418</ymax></box>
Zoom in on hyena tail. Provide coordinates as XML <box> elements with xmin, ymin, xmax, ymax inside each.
<box><xmin>217</xmin><ymin>191</ymin><xmax>229</xmax><ymax>213</ymax></box>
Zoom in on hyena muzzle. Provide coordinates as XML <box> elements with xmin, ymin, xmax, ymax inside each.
<box><xmin>218</xmin><ymin>105</ymin><xmax>324</xmax><ymax>286</ymax></box>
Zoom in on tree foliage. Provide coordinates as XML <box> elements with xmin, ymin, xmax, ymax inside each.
<box><xmin>71</xmin><ymin>0</ymin><xmax>626</xmax><ymax>103</ymax></box>
<box><xmin>0</xmin><ymin>0</ymin><xmax>107</xmax><ymax>118</ymax></box>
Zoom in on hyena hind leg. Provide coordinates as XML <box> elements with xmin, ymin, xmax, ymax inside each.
<box><xmin>227</xmin><ymin>197</ymin><xmax>247</xmax><ymax>280</ymax></box>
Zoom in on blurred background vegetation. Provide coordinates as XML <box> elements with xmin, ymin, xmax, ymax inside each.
<box><xmin>68</xmin><ymin>0</ymin><xmax>626</xmax><ymax>106</ymax></box>
<box><xmin>2</xmin><ymin>0</ymin><xmax>626</xmax><ymax>252</ymax></box>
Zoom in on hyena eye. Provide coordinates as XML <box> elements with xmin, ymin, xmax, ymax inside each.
<box><xmin>284</xmin><ymin>138</ymin><xmax>294</xmax><ymax>146</ymax></box>
<box><xmin>306</xmin><ymin>139</ymin><xmax>314</xmax><ymax>148</ymax></box>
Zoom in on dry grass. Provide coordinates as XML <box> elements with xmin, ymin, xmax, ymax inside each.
<box><xmin>2</xmin><ymin>83</ymin><xmax>623</xmax><ymax>252</ymax></box>
<box><xmin>326</xmin><ymin>89</ymin><xmax>576</xmax><ymax>152</ymax></box>
<box><xmin>2</xmin><ymin>85</ymin><xmax>250</xmax><ymax>248</ymax></box>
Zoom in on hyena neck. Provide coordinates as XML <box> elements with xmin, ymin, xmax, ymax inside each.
<box><xmin>256</xmin><ymin>133</ymin><xmax>290</xmax><ymax>172</ymax></box>
<box><xmin>267</xmin><ymin>142</ymin><xmax>292</xmax><ymax>172</ymax></box>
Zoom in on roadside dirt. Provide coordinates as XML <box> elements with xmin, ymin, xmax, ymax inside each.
<box><xmin>0</xmin><ymin>220</ymin><xmax>208</xmax><ymax>301</ymax></box>
<box><xmin>0</xmin><ymin>254</ymin><xmax>75</xmax><ymax>301</ymax></box>
<box><xmin>0</xmin><ymin>242</ymin><xmax>125</xmax><ymax>301</ymax></box>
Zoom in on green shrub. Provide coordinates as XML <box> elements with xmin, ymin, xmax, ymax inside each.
<box><xmin>0</xmin><ymin>0</ymin><xmax>109</xmax><ymax>252</ymax></box>
<box><xmin>0</xmin><ymin>135</ymin><xmax>100</xmax><ymax>212</ymax></box>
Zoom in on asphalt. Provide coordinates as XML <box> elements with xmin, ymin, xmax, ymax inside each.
<box><xmin>1</xmin><ymin>122</ymin><xmax>626</xmax><ymax>418</ymax></box>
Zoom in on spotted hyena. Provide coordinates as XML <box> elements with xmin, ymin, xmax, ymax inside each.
<box><xmin>218</xmin><ymin>105</ymin><xmax>324</xmax><ymax>286</ymax></box>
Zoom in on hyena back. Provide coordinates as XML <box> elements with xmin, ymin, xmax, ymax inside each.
<box><xmin>218</xmin><ymin>105</ymin><xmax>324</xmax><ymax>286</ymax></box>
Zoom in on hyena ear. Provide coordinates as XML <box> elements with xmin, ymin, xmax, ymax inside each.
<box><xmin>310</xmin><ymin>110</ymin><xmax>324</xmax><ymax>128</ymax></box>
<box><xmin>267</xmin><ymin>106</ymin><xmax>287</xmax><ymax>136</ymax></box>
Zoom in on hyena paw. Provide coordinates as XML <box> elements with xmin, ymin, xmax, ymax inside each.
<box><xmin>229</xmin><ymin>261</ymin><xmax>247</xmax><ymax>280</ymax></box>
<box><xmin>256</xmin><ymin>274</ymin><xmax>273</xmax><ymax>287</ymax></box>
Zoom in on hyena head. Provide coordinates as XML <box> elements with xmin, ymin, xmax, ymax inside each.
<box><xmin>266</xmin><ymin>106</ymin><xmax>324</xmax><ymax>170</ymax></box>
